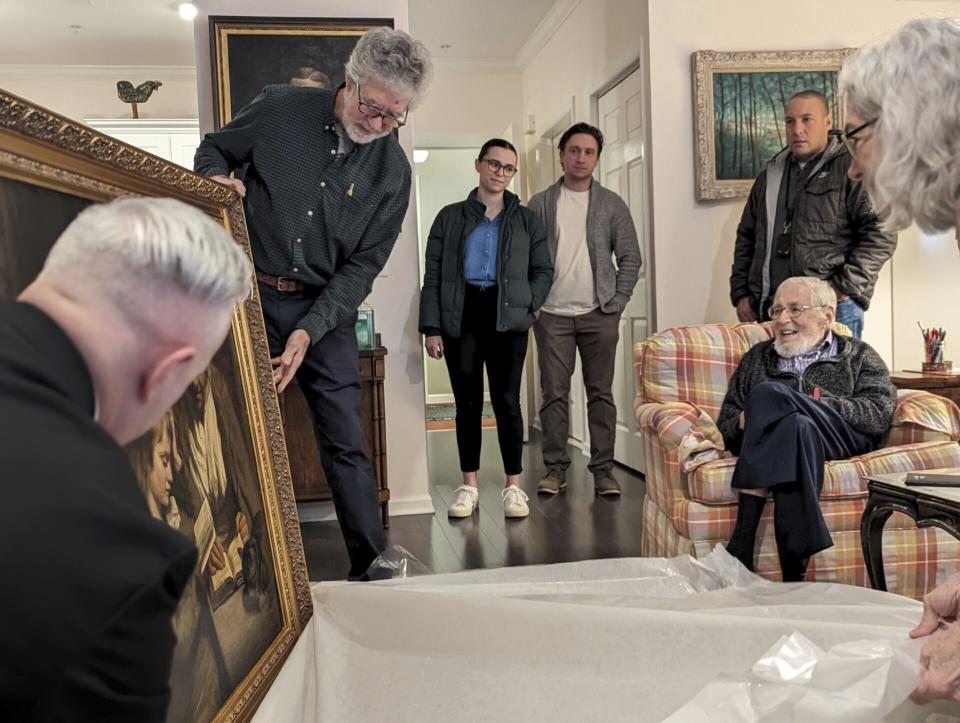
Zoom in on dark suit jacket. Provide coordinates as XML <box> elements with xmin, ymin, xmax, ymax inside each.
<box><xmin>0</xmin><ymin>302</ymin><xmax>197</xmax><ymax>722</ymax></box>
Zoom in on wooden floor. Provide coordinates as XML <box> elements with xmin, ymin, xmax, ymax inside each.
<box><xmin>300</xmin><ymin>428</ymin><xmax>646</xmax><ymax>581</ymax></box>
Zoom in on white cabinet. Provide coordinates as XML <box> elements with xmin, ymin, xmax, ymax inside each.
<box><xmin>84</xmin><ymin>119</ymin><xmax>200</xmax><ymax>169</ymax></box>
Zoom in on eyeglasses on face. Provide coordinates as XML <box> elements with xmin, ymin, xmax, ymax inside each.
<box><xmin>481</xmin><ymin>158</ymin><xmax>517</xmax><ymax>177</ymax></box>
<box><xmin>768</xmin><ymin>303</ymin><xmax>827</xmax><ymax>320</ymax></box>
<box><xmin>356</xmin><ymin>85</ymin><xmax>408</xmax><ymax>128</ymax></box>
<box><xmin>840</xmin><ymin>118</ymin><xmax>877</xmax><ymax>160</ymax></box>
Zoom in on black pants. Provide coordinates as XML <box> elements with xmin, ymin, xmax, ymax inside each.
<box><xmin>258</xmin><ymin>282</ymin><xmax>385</xmax><ymax>579</ymax></box>
<box><xmin>733</xmin><ymin>382</ymin><xmax>874</xmax><ymax>561</ymax></box>
<box><xmin>443</xmin><ymin>285</ymin><xmax>529</xmax><ymax>475</ymax></box>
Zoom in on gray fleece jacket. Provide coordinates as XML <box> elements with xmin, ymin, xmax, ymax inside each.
<box><xmin>527</xmin><ymin>177</ymin><xmax>642</xmax><ymax>314</ymax></box>
<box><xmin>717</xmin><ymin>334</ymin><xmax>897</xmax><ymax>455</ymax></box>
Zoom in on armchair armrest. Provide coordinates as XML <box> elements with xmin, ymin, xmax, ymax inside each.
<box><xmin>636</xmin><ymin>401</ymin><xmax>726</xmax><ymax>472</ymax></box>
<box><xmin>887</xmin><ymin>389</ymin><xmax>960</xmax><ymax>446</ymax></box>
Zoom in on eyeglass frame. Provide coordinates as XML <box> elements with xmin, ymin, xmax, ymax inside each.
<box><xmin>840</xmin><ymin>118</ymin><xmax>877</xmax><ymax>160</ymax></box>
<box><xmin>480</xmin><ymin>158</ymin><xmax>518</xmax><ymax>177</ymax></box>
<box><xmin>767</xmin><ymin>303</ymin><xmax>828</xmax><ymax>321</ymax></box>
<box><xmin>356</xmin><ymin>84</ymin><xmax>409</xmax><ymax>128</ymax></box>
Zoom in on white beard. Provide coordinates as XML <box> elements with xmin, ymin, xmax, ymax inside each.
<box><xmin>342</xmin><ymin>116</ymin><xmax>392</xmax><ymax>145</ymax></box>
<box><xmin>774</xmin><ymin>329</ymin><xmax>825</xmax><ymax>358</ymax></box>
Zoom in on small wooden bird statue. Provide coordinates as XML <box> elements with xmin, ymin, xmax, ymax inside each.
<box><xmin>116</xmin><ymin>80</ymin><xmax>163</xmax><ymax>119</ymax></box>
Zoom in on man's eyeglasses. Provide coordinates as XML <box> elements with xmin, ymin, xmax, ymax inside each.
<box><xmin>768</xmin><ymin>303</ymin><xmax>827</xmax><ymax>320</ymax></box>
<box><xmin>840</xmin><ymin>118</ymin><xmax>877</xmax><ymax>160</ymax></box>
<box><xmin>356</xmin><ymin>85</ymin><xmax>408</xmax><ymax>128</ymax></box>
<box><xmin>482</xmin><ymin>158</ymin><xmax>517</xmax><ymax>177</ymax></box>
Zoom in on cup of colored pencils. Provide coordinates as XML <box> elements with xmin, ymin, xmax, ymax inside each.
<box><xmin>919</xmin><ymin>322</ymin><xmax>952</xmax><ymax>371</ymax></box>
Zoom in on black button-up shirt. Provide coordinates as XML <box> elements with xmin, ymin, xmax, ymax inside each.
<box><xmin>194</xmin><ymin>84</ymin><xmax>411</xmax><ymax>343</ymax></box>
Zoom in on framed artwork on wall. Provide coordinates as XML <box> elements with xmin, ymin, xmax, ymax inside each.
<box><xmin>692</xmin><ymin>48</ymin><xmax>854</xmax><ymax>201</ymax></box>
<box><xmin>0</xmin><ymin>88</ymin><xmax>311</xmax><ymax>723</ymax></box>
<box><xmin>208</xmin><ymin>15</ymin><xmax>394</xmax><ymax>128</ymax></box>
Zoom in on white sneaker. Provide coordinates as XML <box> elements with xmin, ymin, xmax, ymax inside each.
<box><xmin>502</xmin><ymin>486</ymin><xmax>529</xmax><ymax>518</ymax></box>
<box><xmin>448</xmin><ymin>485</ymin><xmax>479</xmax><ymax>518</ymax></box>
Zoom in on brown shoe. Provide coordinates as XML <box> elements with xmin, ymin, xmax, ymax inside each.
<box><xmin>537</xmin><ymin>469</ymin><xmax>567</xmax><ymax>495</ymax></box>
<box><xmin>594</xmin><ymin>474</ymin><xmax>621</xmax><ymax>497</ymax></box>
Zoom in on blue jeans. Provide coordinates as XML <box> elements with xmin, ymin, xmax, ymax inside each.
<box><xmin>835</xmin><ymin>298</ymin><xmax>864</xmax><ymax>338</ymax></box>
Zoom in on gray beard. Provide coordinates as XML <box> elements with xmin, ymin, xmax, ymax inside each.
<box><xmin>774</xmin><ymin>334</ymin><xmax>821</xmax><ymax>358</ymax></box>
<box><xmin>342</xmin><ymin>117</ymin><xmax>391</xmax><ymax>145</ymax></box>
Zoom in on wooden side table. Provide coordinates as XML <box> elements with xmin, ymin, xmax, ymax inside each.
<box><xmin>282</xmin><ymin>347</ymin><xmax>390</xmax><ymax>527</ymax></box>
<box><xmin>860</xmin><ymin>470</ymin><xmax>960</xmax><ymax>591</ymax></box>
<box><xmin>891</xmin><ymin>370</ymin><xmax>960</xmax><ymax>406</ymax></box>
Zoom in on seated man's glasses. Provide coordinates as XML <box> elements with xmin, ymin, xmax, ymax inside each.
<box><xmin>483</xmin><ymin>158</ymin><xmax>517</xmax><ymax>177</ymax></box>
<box><xmin>840</xmin><ymin>118</ymin><xmax>877</xmax><ymax>160</ymax></box>
<box><xmin>357</xmin><ymin>85</ymin><xmax>408</xmax><ymax>128</ymax></box>
<box><xmin>768</xmin><ymin>303</ymin><xmax>827</xmax><ymax>320</ymax></box>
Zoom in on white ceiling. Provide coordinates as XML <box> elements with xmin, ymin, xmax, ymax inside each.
<box><xmin>0</xmin><ymin>0</ymin><xmax>559</xmax><ymax>67</ymax></box>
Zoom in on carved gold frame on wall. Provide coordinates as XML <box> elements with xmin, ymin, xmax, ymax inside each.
<box><xmin>692</xmin><ymin>48</ymin><xmax>854</xmax><ymax>201</ymax></box>
<box><xmin>0</xmin><ymin>88</ymin><xmax>311</xmax><ymax>723</ymax></box>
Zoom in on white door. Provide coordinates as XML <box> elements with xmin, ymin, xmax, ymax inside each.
<box><xmin>598</xmin><ymin>68</ymin><xmax>650</xmax><ymax>472</ymax></box>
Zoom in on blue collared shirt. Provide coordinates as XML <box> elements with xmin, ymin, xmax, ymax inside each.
<box><xmin>777</xmin><ymin>330</ymin><xmax>838</xmax><ymax>376</ymax></box>
<box><xmin>463</xmin><ymin>212</ymin><xmax>502</xmax><ymax>288</ymax></box>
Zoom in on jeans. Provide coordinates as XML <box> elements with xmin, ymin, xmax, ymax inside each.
<box><xmin>835</xmin><ymin>298</ymin><xmax>864</xmax><ymax>338</ymax></box>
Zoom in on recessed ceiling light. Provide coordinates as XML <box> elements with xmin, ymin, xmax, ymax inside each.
<box><xmin>413</xmin><ymin>149</ymin><xmax>429</xmax><ymax>164</ymax></box>
<box><xmin>178</xmin><ymin>2</ymin><xmax>198</xmax><ymax>21</ymax></box>
<box><xmin>69</xmin><ymin>24</ymin><xmax>83</xmax><ymax>32</ymax></box>
<box><xmin>440</xmin><ymin>44</ymin><xmax>452</xmax><ymax>49</ymax></box>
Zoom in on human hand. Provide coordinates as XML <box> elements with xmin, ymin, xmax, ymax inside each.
<box><xmin>425</xmin><ymin>335</ymin><xmax>444</xmax><ymax>360</ymax></box>
<box><xmin>912</xmin><ymin>573</ymin><xmax>960</xmax><ymax>638</ymax></box>
<box><xmin>738</xmin><ymin>411</ymin><xmax>746</xmax><ymax>430</ymax></box>
<box><xmin>206</xmin><ymin>539</ymin><xmax>226</xmax><ymax>575</ymax></box>
<box><xmin>209</xmin><ymin>175</ymin><xmax>246</xmax><ymax>197</ymax></box>
<box><xmin>271</xmin><ymin>329</ymin><xmax>311</xmax><ymax>394</ymax></box>
<box><xmin>910</xmin><ymin>622</ymin><xmax>960</xmax><ymax>704</ymax></box>
<box><xmin>735</xmin><ymin>297</ymin><xmax>757</xmax><ymax>323</ymax></box>
<box><xmin>236</xmin><ymin>511</ymin><xmax>250</xmax><ymax>545</ymax></box>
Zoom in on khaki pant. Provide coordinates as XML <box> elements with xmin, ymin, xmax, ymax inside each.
<box><xmin>533</xmin><ymin>308</ymin><xmax>620</xmax><ymax>476</ymax></box>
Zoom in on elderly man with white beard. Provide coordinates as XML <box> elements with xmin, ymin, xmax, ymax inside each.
<box><xmin>717</xmin><ymin>276</ymin><xmax>896</xmax><ymax>581</ymax></box>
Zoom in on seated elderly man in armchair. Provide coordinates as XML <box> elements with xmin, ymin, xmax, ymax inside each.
<box><xmin>718</xmin><ymin>276</ymin><xmax>897</xmax><ymax>581</ymax></box>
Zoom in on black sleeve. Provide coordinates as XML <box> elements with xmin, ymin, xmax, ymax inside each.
<box><xmin>193</xmin><ymin>91</ymin><xmax>267</xmax><ymax>177</ymax></box>
<box><xmin>524</xmin><ymin>209</ymin><xmax>554</xmax><ymax>312</ymax></box>
<box><xmin>831</xmin><ymin>177</ymin><xmax>898</xmax><ymax>301</ymax></box>
<box><xmin>730</xmin><ymin>174</ymin><xmax>764</xmax><ymax>307</ymax></box>
<box><xmin>418</xmin><ymin>209</ymin><xmax>447</xmax><ymax>336</ymax></box>
<box><xmin>818</xmin><ymin>344</ymin><xmax>897</xmax><ymax>438</ymax></box>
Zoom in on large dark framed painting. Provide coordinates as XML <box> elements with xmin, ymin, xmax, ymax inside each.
<box><xmin>209</xmin><ymin>16</ymin><xmax>393</xmax><ymax>129</ymax></box>
<box><xmin>692</xmin><ymin>48</ymin><xmax>854</xmax><ymax>201</ymax></box>
<box><xmin>0</xmin><ymin>89</ymin><xmax>311</xmax><ymax>723</ymax></box>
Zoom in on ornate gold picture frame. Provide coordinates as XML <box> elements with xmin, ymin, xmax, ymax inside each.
<box><xmin>209</xmin><ymin>16</ymin><xmax>393</xmax><ymax>129</ymax></box>
<box><xmin>0</xmin><ymin>88</ymin><xmax>311</xmax><ymax>723</ymax></box>
<box><xmin>692</xmin><ymin>48</ymin><xmax>854</xmax><ymax>201</ymax></box>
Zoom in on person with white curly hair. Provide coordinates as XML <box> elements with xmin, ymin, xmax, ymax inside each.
<box><xmin>840</xmin><ymin>16</ymin><xmax>960</xmax><ymax>706</ymax></box>
<box><xmin>196</xmin><ymin>27</ymin><xmax>433</xmax><ymax>581</ymax></box>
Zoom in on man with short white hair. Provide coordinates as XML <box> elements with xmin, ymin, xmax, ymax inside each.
<box><xmin>718</xmin><ymin>276</ymin><xmax>896</xmax><ymax>582</ymax></box>
<box><xmin>195</xmin><ymin>27</ymin><xmax>433</xmax><ymax>579</ymax></box>
<box><xmin>0</xmin><ymin>197</ymin><xmax>252</xmax><ymax>720</ymax></box>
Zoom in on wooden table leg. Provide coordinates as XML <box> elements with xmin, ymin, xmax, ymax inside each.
<box><xmin>860</xmin><ymin>497</ymin><xmax>896</xmax><ymax>592</ymax></box>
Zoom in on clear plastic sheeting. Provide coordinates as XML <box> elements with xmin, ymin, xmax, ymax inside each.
<box><xmin>363</xmin><ymin>544</ymin><xmax>431</xmax><ymax>580</ymax></box>
<box><xmin>252</xmin><ymin>547</ymin><xmax>959</xmax><ymax>723</ymax></box>
<box><xmin>664</xmin><ymin>631</ymin><xmax>925</xmax><ymax>722</ymax></box>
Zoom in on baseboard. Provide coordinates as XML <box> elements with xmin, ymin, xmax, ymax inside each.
<box><xmin>388</xmin><ymin>495</ymin><xmax>436</xmax><ymax>517</ymax></box>
<box><xmin>296</xmin><ymin>495</ymin><xmax>436</xmax><ymax>524</ymax></box>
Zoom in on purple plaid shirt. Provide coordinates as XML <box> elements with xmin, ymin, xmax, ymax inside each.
<box><xmin>776</xmin><ymin>330</ymin><xmax>837</xmax><ymax>376</ymax></box>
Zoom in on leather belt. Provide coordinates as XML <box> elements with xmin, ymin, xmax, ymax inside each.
<box><xmin>256</xmin><ymin>270</ymin><xmax>305</xmax><ymax>293</ymax></box>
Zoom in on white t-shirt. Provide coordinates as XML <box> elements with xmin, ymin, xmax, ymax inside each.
<box><xmin>542</xmin><ymin>185</ymin><xmax>597</xmax><ymax>316</ymax></box>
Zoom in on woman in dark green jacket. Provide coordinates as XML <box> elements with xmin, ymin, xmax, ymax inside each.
<box><xmin>418</xmin><ymin>138</ymin><xmax>553</xmax><ymax>520</ymax></box>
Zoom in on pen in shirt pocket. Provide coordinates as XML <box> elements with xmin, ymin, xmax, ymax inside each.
<box><xmin>346</xmin><ymin>183</ymin><xmax>355</xmax><ymax>198</ymax></box>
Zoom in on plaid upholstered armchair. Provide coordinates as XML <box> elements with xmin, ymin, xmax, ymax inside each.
<box><xmin>634</xmin><ymin>322</ymin><xmax>960</xmax><ymax>598</ymax></box>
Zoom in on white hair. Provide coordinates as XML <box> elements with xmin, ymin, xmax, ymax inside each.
<box><xmin>345</xmin><ymin>27</ymin><xmax>433</xmax><ymax>109</ymax></box>
<box><xmin>775</xmin><ymin>277</ymin><xmax>837</xmax><ymax>311</ymax></box>
<box><xmin>839</xmin><ymin>17</ymin><xmax>960</xmax><ymax>232</ymax></box>
<box><xmin>43</xmin><ymin>197</ymin><xmax>252</xmax><ymax>308</ymax></box>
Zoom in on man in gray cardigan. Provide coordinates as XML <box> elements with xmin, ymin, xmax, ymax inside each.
<box><xmin>527</xmin><ymin>123</ymin><xmax>641</xmax><ymax>496</ymax></box>
<box><xmin>719</xmin><ymin>277</ymin><xmax>896</xmax><ymax>581</ymax></box>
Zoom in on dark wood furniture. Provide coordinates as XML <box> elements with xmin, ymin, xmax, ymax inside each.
<box><xmin>282</xmin><ymin>347</ymin><xmax>390</xmax><ymax>527</ymax></box>
<box><xmin>860</xmin><ymin>470</ymin><xmax>960</xmax><ymax>591</ymax></box>
<box><xmin>891</xmin><ymin>370</ymin><xmax>960</xmax><ymax>406</ymax></box>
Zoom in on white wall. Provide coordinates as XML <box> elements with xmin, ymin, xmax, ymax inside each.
<box><xmin>193</xmin><ymin>0</ymin><xmax>433</xmax><ymax>516</ymax></box>
<box><xmin>646</xmin><ymin>0</ymin><xmax>960</xmax><ymax>367</ymax></box>
<box><xmin>0</xmin><ymin>65</ymin><xmax>197</xmax><ymax>121</ymax></box>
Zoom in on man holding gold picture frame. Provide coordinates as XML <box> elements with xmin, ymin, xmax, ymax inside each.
<box><xmin>0</xmin><ymin>198</ymin><xmax>252</xmax><ymax>720</ymax></box>
<box><xmin>195</xmin><ymin>26</ymin><xmax>432</xmax><ymax>579</ymax></box>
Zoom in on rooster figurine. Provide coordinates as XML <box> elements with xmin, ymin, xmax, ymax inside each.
<box><xmin>116</xmin><ymin>80</ymin><xmax>162</xmax><ymax>119</ymax></box>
